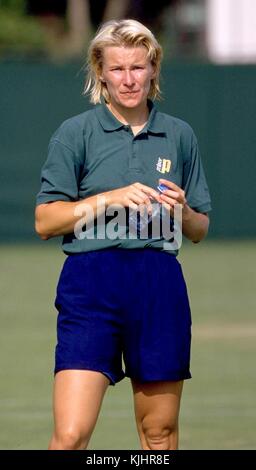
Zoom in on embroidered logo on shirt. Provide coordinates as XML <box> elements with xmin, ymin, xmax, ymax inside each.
<box><xmin>156</xmin><ymin>157</ymin><xmax>172</xmax><ymax>174</ymax></box>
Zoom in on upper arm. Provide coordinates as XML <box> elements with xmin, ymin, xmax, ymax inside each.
<box><xmin>182</xmin><ymin>131</ymin><xmax>212</xmax><ymax>214</ymax></box>
<box><xmin>36</xmin><ymin>141</ymin><xmax>80</xmax><ymax>206</ymax></box>
<box><xmin>36</xmin><ymin>120</ymin><xmax>85</xmax><ymax>207</ymax></box>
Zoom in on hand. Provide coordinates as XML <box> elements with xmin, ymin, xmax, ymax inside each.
<box><xmin>158</xmin><ymin>178</ymin><xmax>187</xmax><ymax>216</ymax></box>
<box><xmin>106</xmin><ymin>182</ymin><xmax>162</xmax><ymax>215</ymax></box>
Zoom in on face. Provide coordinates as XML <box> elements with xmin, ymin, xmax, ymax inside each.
<box><xmin>101</xmin><ymin>46</ymin><xmax>156</xmax><ymax>110</ymax></box>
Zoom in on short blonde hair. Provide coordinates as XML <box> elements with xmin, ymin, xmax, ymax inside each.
<box><xmin>83</xmin><ymin>19</ymin><xmax>163</xmax><ymax>104</ymax></box>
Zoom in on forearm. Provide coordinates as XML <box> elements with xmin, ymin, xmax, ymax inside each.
<box><xmin>35</xmin><ymin>182</ymin><xmax>161</xmax><ymax>240</ymax></box>
<box><xmin>182</xmin><ymin>204</ymin><xmax>209</xmax><ymax>243</ymax></box>
<box><xmin>35</xmin><ymin>193</ymin><xmax>111</xmax><ymax>240</ymax></box>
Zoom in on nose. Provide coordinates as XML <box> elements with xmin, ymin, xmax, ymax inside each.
<box><xmin>123</xmin><ymin>70</ymin><xmax>135</xmax><ymax>87</ymax></box>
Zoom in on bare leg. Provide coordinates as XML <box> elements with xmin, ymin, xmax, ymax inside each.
<box><xmin>49</xmin><ymin>370</ymin><xmax>110</xmax><ymax>450</ymax></box>
<box><xmin>131</xmin><ymin>380</ymin><xmax>184</xmax><ymax>450</ymax></box>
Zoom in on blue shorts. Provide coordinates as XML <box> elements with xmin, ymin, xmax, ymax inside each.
<box><xmin>54</xmin><ymin>248</ymin><xmax>192</xmax><ymax>385</ymax></box>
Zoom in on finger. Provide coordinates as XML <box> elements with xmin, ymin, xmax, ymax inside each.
<box><xmin>139</xmin><ymin>204</ymin><xmax>147</xmax><ymax>217</ymax></box>
<box><xmin>136</xmin><ymin>201</ymin><xmax>153</xmax><ymax>216</ymax></box>
<box><xmin>145</xmin><ymin>200</ymin><xmax>153</xmax><ymax>216</ymax></box>
<box><xmin>161</xmin><ymin>200</ymin><xmax>173</xmax><ymax>216</ymax></box>
<box><xmin>160</xmin><ymin>189</ymin><xmax>180</xmax><ymax>199</ymax></box>
<box><xmin>159</xmin><ymin>193</ymin><xmax>178</xmax><ymax>206</ymax></box>
<box><xmin>131</xmin><ymin>189</ymin><xmax>155</xmax><ymax>209</ymax></box>
<box><xmin>134</xmin><ymin>183</ymin><xmax>161</xmax><ymax>201</ymax></box>
<box><xmin>158</xmin><ymin>178</ymin><xmax>182</xmax><ymax>193</ymax></box>
<box><xmin>128</xmin><ymin>192</ymin><xmax>149</xmax><ymax>206</ymax></box>
<box><xmin>128</xmin><ymin>201</ymin><xmax>139</xmax><ymax>210</ymax></box>
<box><xmin>159</xmin><ymin>189</ymin><xmax>186</xmax><ymax>206</ymax></box>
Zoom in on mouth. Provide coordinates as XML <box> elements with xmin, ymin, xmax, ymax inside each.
<box><xmin>121</xmin><ymin>91</ymin><xmax>140</xmax><ymax>95</ymax></box>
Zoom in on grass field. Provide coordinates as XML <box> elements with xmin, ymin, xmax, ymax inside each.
<box><xmin>0</xmin><ymin>240</ymin><xmax>256</xmax><ymax>450</ymax></box>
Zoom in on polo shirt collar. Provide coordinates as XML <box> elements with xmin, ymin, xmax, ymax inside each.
<box><xmin>95</xmin><ymin>99</ymin><xmax>124</xmax><ymax>131</ymax></box>
<box><xmin>146</xmin><ymin>100</ymin><xmax>165</xmax><ymax>134</ymax></box>
<box><xmin>95</xmin><ymin>99</ymin><xmax>165</xmax><ymax>134</ymax></box>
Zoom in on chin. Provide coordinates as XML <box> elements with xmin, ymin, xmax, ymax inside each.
<box><xmin>118</xmin><ymin>95</ymin><xmax>144</xmax><ymax>108</ymax></box>
<box><xmin>121</xmin><ymin>101</ymin><xmax>140</xmax><ymax>108</ymax></box>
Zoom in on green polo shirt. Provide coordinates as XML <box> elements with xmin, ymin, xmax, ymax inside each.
<box><xmin>36</xmin><ymin>100</ymin><xmax>211</xmax><ymax>255</ymax></box>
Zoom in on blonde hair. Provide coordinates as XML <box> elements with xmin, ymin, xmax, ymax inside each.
<box><xmin>83</xmin><ymin>19</ymin><xmax>163</xmax><ymax>104</ymax></box>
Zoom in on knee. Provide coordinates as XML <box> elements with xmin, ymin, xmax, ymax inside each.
<box><xmin>141</xmin><ymin>417</ymin><xmax>178</xmax><ymax>450</ymax></box>
<box><xmin>49</xmin><ymin>428</ymin><xmax>89</xmax><ymax>450</ymax></box>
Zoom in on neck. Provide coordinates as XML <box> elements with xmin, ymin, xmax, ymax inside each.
<box><xmin>106</xmin><ymin>100</ymin><xmax>149</xmax><ymax>127</ymax></box>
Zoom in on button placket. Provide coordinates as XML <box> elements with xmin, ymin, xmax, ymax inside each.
<box><xmin>129</xmin><ymin>137</ymin><xmax>140</xmax><ymax>170</ymax></box>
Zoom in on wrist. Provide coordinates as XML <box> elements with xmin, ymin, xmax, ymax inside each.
<box><xmin>182</xmin><ymin>203</ymin><xmax>192</xmax><ymax>222</ymax></box>
<box><xmin>104</xmin><ymin>190</ymin><xmax>113</xmax><ymax>208</ymax></box>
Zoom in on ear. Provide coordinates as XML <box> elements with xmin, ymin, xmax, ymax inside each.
<box><xmin>151</xmin><ymin>65</ymin><xmax>157</xmax><ymax>80</ymax></box>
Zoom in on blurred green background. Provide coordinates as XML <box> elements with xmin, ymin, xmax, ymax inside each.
<box><xmin>0</xmin><ymin>0</ymin><xmax>256</xmax><ymax>451</ymax></box>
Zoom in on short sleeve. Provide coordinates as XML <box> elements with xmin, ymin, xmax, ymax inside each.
<box><xmin>182</xmin><ymin>133</ymin><xmax>212</xmax><ymax>214</ymax></box>
<box><xmin>36</xmin><ymin>117</ymin><xmax>85</xmax><ymax>205</ymax></box>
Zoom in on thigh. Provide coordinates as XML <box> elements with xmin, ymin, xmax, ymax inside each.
<box><xmin>53</xmin><ymin>370</ymin><xmax>110</xmax><ymax>442</ymax></box>
<box><xmin>131</xmin><ymin>379</ymin><xmax>184</xmax><ymax>449</ymax></box>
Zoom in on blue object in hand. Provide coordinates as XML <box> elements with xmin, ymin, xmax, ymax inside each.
<box><xmin>129</xmin><ymin>203</ymin><xmax>159</xmax><ymax>235</ymax></box>
<box><xmin>129</xmin><ymin>183</ymin><xmax>169</xmax><ymax>235</ymax></box>
<box><xmin>157</xmin><ymin>183</ymin><xmax>170</xmax><ymax>193</ymax></box>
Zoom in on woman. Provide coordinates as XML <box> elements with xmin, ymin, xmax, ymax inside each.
<box><xmin>35</xmin><ymin>19</ymin><xmax>211</xmax><ymax>450</ymax></box>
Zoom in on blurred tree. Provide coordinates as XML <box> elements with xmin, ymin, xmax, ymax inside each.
<box><xmin>0</xmin><ymin>0</ymin><xmax>208</xmax><ymax>61</ymax></box>
<box><xmin>102</xmin><ymin>0</ymin><xmax>129</xmax><ymax>22</ymax></box>
<box><xmin>25</xmin><ymin>0</ymin><xmax>67</xmax><ymax>59</ymax></box>
<box><xmin>24</xmin><ymin>0</ymin><xmax>93</xmax><ymax>60</ymax></box>
<box><xmin>0</xmin><ymin>0</ymin><xmax>45</xmax><ymax>56</ymax></box>
<box><xmin>0</xmin><ymin>0</ymin><xmax>25</xmax><ymax>12</ymax></box>
<box><xmin>65</xmin><ymin>0</ymin><xmax>92</xmax><ymax>59</ymax></box>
